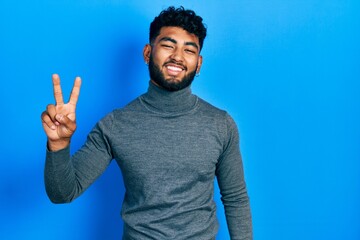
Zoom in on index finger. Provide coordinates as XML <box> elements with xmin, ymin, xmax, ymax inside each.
<box><xmin>52</xmin><ymin>74</ymin><xmax>64</xmax><ymax>105</ymax></box>
<box><xmin>69</xmin><ymin>76</ymin><xmax>82</xmax><ymax>107</ymax></box>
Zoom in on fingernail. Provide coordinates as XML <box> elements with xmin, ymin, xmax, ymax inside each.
<box><xmin>51</xmin><ymin>125</ymin><xmax>56</xmax><ymax>130</ymax></box>
<box><xmin>56</xmin><ymin>114</ymin><xmax>63</xmax><ymax>121</ymax></box>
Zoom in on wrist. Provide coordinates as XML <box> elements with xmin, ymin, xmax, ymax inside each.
<box><xmin>47</xmin><ymin>139</ymin><xmax>70</xmax><ymax>152</ymax></box>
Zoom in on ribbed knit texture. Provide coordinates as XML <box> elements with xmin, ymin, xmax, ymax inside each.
<box><xmin>45</xmin><ymin>81</ymin><xmax>252</xmax><ymax>239</ymax></box>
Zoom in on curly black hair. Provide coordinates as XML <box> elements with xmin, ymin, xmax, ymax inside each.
<box><xmin>149</xmin><ymin>6</ymin><xmax>207</xmax><ymax>51</ymax></box>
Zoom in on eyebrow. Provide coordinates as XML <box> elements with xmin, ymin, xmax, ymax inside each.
<box><xmin>159</xmin><ymin>37</ymin><xmax>199</xmax><ymax>50</ymax></box>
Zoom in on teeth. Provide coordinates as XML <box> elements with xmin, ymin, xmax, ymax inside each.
<box><xmin>167</xmin><ymin>66</ymin><xmax>183</xmax><ymax>72</ymax></box>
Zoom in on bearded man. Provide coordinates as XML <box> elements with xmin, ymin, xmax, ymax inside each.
<box><xmin>41</xmin><ymin>6</ymin><xmax>252</xmax><ymax>240</ymax></box>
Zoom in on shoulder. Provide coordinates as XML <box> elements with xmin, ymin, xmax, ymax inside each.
<box><xmin>196</xmin><ymin>96</ymin><xmax>239</xmax><ymax>136</ymax></box>
<box><xmin>197</xmin><ymin>97</ymin><xmax>226</xmax><ymax>115</ymax></box>
<box><xmin>97</xmin><ymin>96</ymin><xmax>144</xmax><ymax>125</ymax></box>
<box><xmin>197</xmin><ymin>97</ymin><xmax>235</xmax><ymax>122</ymax></box>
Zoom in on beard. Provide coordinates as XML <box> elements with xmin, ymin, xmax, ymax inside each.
<box><xmin>148</xmin><ymin>55</ymin><xmax>197</xmax><ymax>92</ymax></box>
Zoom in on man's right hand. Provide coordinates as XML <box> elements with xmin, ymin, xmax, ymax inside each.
<box><xmin>41</xmin><ymin>74</ymin><xmax>82</xmax><ymax>151</ymax></box>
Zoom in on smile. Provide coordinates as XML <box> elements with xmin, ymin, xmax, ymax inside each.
<box><xmin>167</xmin><ymin>65</ymin><xmax>183</xmax><ymax>71</ymax></box>
<box><xmin>165</xmin><ymin>64</ymin><xmax>185</xmax><ymax>76</ymax></box>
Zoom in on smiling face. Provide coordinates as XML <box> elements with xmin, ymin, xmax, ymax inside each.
<box><xmin>144</xmin><ymin>26</ymin><xmax>203</xmax><ymax>91</ymax></box>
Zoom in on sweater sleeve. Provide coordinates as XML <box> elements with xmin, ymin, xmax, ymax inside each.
<box><xmin>215</xmin><ymin>114</ymin><xmax>253</xmax><ymax>240</ymax></box>
<box><xmin>44</xmin><ymin>113</ymin><xmax>114</xmax><ymax>203</ymax></box>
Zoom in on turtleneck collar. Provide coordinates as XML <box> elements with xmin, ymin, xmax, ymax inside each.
<box><xmin>139</xmin><ymin>81</ymin><xmax>198</xmax><ymax>114</ymax></box>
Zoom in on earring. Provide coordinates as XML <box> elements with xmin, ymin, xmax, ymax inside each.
<box><xmin>196</xmin><ymin>72</ymin><xmax>200</xmax><ymax>77</ymax></box>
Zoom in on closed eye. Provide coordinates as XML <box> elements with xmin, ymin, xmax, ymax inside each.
<box><xmin>185</xmin><ymin>49</ymin><xmax>196</xmax><ymax>54</ymax></box>
<box><xmin>161</xmin><ymin>44</ymin><xmax>174</xmax><ymax>49</ymax></box>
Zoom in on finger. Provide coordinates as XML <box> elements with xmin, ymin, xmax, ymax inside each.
<box><xmin>55</xmin><ymin>114</ymin><xmax>77</xmax><ymax>133</ymax></box>
<box><xmin>69</xmin><ymin>77</ymin><xmax>82</xmax><ymax>107</ymax></box>
<box><xmin>52</xmin><ymin>73</ymin><xmax>64</xmax><ymax>105</ymax></box>
<box><xmin>41</xmin><ymin>111</ymin><xmax>56</xmax><ymax>130</ymax></box>
<box><xmin>46</xmin><ymin>104</ymin><xmax>59</xmax><ymax>125</ymax></box>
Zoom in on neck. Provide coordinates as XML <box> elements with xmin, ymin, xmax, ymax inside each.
<box><xmin>140</xmin><ymin>81</ymin><xmax>198</xmax><ymax>114</ymax></box>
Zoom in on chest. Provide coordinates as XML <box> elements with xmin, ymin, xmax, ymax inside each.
<box><xmin>110</xmin><ymin>114</ymin><xmax>224</xmax><ymax>184</ymax></box>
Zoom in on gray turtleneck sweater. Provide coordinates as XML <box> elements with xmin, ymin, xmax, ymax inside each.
<box><xmin>45</xmin><ymin>82</ymin><xmax>252</xmax><ymax>240</ymax></box>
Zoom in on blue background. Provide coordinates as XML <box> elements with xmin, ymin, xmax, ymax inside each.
<box><xmin>1</xmin><ymin>0</ymin><xmax>359</xmax><ymax>239</ymax></box>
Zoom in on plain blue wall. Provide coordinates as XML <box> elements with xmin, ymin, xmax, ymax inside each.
<box><xmin>1</xmin><ymin>1</ymin><xmax>359</xmax><ymax>239</ymax></box>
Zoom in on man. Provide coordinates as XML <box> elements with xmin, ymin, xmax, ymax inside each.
<box><xmin>41</xmin><ymin>6</ymin><xmax>252</xmax><ymax>240</ymax></box>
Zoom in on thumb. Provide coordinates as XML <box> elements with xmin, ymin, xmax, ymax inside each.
<box><xmin>55</xmin><ymin>114</ymin><xmax>76</xmax><ymax>133</ymax></box>
<box><xmin>55</xmin><ymin>113</ymin><xmax>65</xmax><ymax>123</ymax></box>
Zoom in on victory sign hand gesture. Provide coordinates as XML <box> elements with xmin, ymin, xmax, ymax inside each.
<box><xmin>41</xmin><ymin>74</ymin><xmax>82</xmax><ymax>151</ymax></box>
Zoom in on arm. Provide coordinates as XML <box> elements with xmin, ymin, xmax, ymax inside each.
<box><xmin>44</xmin><ymin>116</ymin><xmax>113</xmax><ymax>203</ymax></box>
<box><xmin>216</xmin><ymin>114</ymin><xmax>253</xmax><ymax>240</ymax></box>
<box><xmin>41</xmin><ymin>74</ymin><xmax>113</xmax><ymax>203</ymax></box>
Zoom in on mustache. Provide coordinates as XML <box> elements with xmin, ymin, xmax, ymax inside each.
<box><xmin>163</xmin><ymin>60</ymin><xmax>187</xmax><ymax>71</ymax></box>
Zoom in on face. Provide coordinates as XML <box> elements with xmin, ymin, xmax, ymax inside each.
<box><xmin>143</xmin><ymin>26</ymin><xmax>203</xmax><ymax>91</ymax></box>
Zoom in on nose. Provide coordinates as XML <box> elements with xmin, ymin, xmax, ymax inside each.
<box><xmin>170</xmin><ymin>47</ymin><xmax>184</xmax><ymax>62</ymax></box>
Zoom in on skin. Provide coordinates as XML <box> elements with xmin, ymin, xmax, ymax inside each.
<box><xmin>42</xmin><ymin>26</ymin><xmax>202</xmax><ymax>151</ymax></box>
<box><xmin>41</xmin><ymin>74</ymin><xmax>81</xmax><ymax>151</ymax></box>
<box><xmin>143</xmin><ymin>26</ymin><xmax>203</xmax><ymax>89</ymax></box>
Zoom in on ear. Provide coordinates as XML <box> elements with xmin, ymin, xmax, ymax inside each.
<box><xmin>196</xmin><ymin>55</ymin><xmax>203</xmax><ymax>74</ymax></box>
<box><xmin>143</xmin><ymin>44</ymin><xmax>152</xmax><ymax>64</ymax></box>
